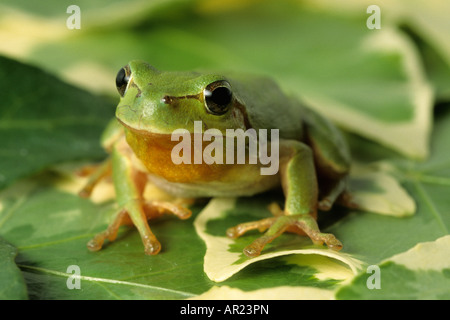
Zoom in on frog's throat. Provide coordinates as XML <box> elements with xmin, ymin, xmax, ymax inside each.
<box><xmin>120</xmin><ymin>120</ymin><xmax>245</xmax><ymax>184</ymax></box>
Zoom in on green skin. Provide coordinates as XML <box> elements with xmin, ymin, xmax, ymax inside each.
<box><xmin>81</xmin><ymin>60</ymin><xmax>351</xmax><ymax>257</ymax></box>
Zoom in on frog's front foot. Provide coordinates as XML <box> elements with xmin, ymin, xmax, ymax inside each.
<box><xmin>226</xmin><ymin>211</ymin><xmax>342</xmax><ymax>257</ymax></box>
<box><xmin>87</xmin><ymin>200</ymin><xmax>191</xmax><ymax>255</ymax></box>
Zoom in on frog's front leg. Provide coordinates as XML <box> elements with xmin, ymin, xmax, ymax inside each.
<box><xmin>227</xmin><ymin>141</ymin><xmax>342</xmax><ymax>257</ymax></box>
<box><xmin>87</xmin><ymin>137</ymin><xmax>191</xmax><ymax>255</ymax></box>
<box><xmin>78</xmin><ymin>159</ymin><xmax>112</xmax><ymax>198</ymax></box>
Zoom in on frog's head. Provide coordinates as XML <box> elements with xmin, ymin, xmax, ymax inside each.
<box><xmin>115</xmin><ymin>60</ymin><xmax>249</xmax><ymax>135</ymax></box>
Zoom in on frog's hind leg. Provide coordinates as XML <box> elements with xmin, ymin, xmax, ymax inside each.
<box><xmin>303</xmin><ymin>107</ymin><xmax>352</xmax><ymax>211</ymax></box>
<box><xmin>317</xmin><ymin>177</ymin><xmax>348</xmax><ymax>211</ymax></box>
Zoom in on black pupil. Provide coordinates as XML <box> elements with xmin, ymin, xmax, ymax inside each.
<box><xmin>116</xmin><ymin>68</ymin><xmax>127</xmax><ymax>88</ymax></box>
<box><xmin>209</xmin><ymin>86</ymin><xmax>232</xmax><ymax>106</ymax></box>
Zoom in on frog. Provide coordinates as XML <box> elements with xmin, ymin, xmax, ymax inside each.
<box><xmin>79</xmin><ymin>60</ymin><xmax>352</xmax><ymax>257</ymax></box>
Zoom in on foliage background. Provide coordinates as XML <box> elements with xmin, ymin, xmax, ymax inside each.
<box><xmin>0</xmin><ymin>0</ymin><xmax>449</xmax><ymax>300</ymax></box>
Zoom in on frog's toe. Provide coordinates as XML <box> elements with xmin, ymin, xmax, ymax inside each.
<box><xmin>310</xmin><ymin>232</ymin><xmax>343</xmax><ymax>251</ymax></box>
<box><xmin>292</xmin><ymin>214</ymin><xmax>343</xmax><ymax>251</ymax></box>
<box><xmin>87</xmin><ymin>236</ymin><xmax>104</xmax><ymax>252</ymax></box>
<box><xmin>86</xmin><ymin>229</ymin><xmax>120</xmax><ymax>252</ymax></box>
<box><xmin>226</xmin><ymin>226</ymin><xmax>240</xmax><ymax>239</ymax></box>
<box><xmin>318</xmin><ymin>198</ymin><xmax>333</xmax><ymax>211</ymax></box>
<box><xmin>327</xmin><ymin>237</ymin><xmax>343</xmax><ymax>251</ymax></box>
<box><xmin>142</xmin><ymin>238</ymin><xmax>161</xmax><ymax>255</ymax></box>
<box><xmin>226</xmin><ymin>217</ymin><xmax>276</xmax><ymax>239</ymax></box>
<box><xmin>326</xmin><ymin>234</ymin><xmax>342</xmax><ymax>250</ymax></box>
<box><xmin>243</xmin><ymin>236</ymin><xmax>274</xmax><ymax>257</ymax></box>
<box><xmin>228</xmin><ymin>213</ymin><xmax>343</xmax><ymax>257</ymax></box>
<box><xmin>143</xmin><ymin>200</ymin><xmax>192</xmax><ymax>220</ymax></box>
<box><xmin>86</xmin><ymin>210</ymin><xmax>127</xmax><ymax>252</ymax></box>
<box><xmin>243</xmin><ymin>243</ymin><xmax>262</xmax><ymax>257</ymax></box>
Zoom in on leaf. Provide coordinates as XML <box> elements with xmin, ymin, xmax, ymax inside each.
<box><xmin>298</xmin><ymin>27</ymin><xmax>433</xmax><ymax>160</ymax></box>
<box><xmin>0</xmin><ymin>173</ymin><xmax>211</xmax><ymax>299</ymax></box>
<box><xmin>303</xmin><ymin>0</ymin><xmax>450</xmax><ymax>102</ymax></box>
<box><xmin>348</xmin><ymin>163</ymin><xmax>416</xmax><ymax>217</ymax></box>
<box><xmin>326</xmin><ymin>106</ymin><xmax>450</xmax><ymax>266</ymax></box>
<box><xmin>403</xmin><ymin>26</ymin><xmax>450</xmax><ymax>102</ymax></box>
<box><xmin>387</xmin><ymin>234</ymin><xmax>450</xmax><ymax>271</ymax></box>
<box><xmin>0</xmin><ymin>55</ymin><xmax>114</xmax><ymax>190</ymax></box>
<box><xmin>194</xmin><ymin>197</ymin><xmax>363</xmax><ymax>282</ymax></box>
<box><xmin>0</xmin><ymin>0</ymin><xmax>192</xmax><ymax>35</ymax></box>
<box><xmin>0</xmin><ymin>237</ymin><xmax>28</xmax><ymax>299</ymax></box>
<box><xmin>335</xmin><ymin>235</ymin><xmax>450</xmax><ymax>299</ymax></box>
<box><xmin>192</xmin><ymin>285</ymin><xmax>335</xmax><ymax>300</ymax></box>
<box><xmin>303</xmin><ymin>0</ymin><xmax>450</xmax><ymax>62</ymax></box>
<box><xmin>393</xmin><ymin>0</ymin><xmax>450</xmax><ymax>67</ymax></box>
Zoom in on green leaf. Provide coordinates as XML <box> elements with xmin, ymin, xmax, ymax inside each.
<box><xmin>0</xmin><ymin>174</ymin><xmax>212</xmax><ymax>299</ymax></box>
<box><xmin>335</xmin><ymin>235</ymin><xmax>450</xmax><ymax>299</ymax></box>
<box><xmin>403</xmin><ymin>26</ymin><xmax>450</xmax><ymax>102</ymax></box>
<box><xmin>0</xmin><ymin>55</ymin><xmax>114</xmax><ymax>190</ymax></box>
<box><xmin>348</xmin><ymin>163</ymin><xmax>416</xmax><ymax>217</ymax></box>
<box><xmin>304</xmin><ymin>0</ymin><xmax>450</xmax><ymax>102</ymax></box>
<box><xmin>326</xmin><ymin>106</ymin><xmax>450</xmax><ymax>266</ymax></box>
<box><xmin>0</xmin><ymin>0</ymin><xmax>192</xmax><ymax>29</ymax></box>
<box><xmin>0</xmin><ymin>237</ymin><xmax>28</xmax><ymax>299</ymax></box>
<box><xmin>393</xmin><ymin>0</ymin><xmax>450</xmax><ymax>68</ymax></box>
<box><xmin>194</xmin><ymin>197</ymin><xmax>364</xmax><ymax>282</ymax></box>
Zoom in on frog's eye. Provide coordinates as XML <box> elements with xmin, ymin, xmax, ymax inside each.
<box><xmin>116</xmin><ymin>65</ymin><xmax>131</xmax><ymax>97</ymax></box>
<box><xmin>204</xmin><ymin>80</ymin><xmax>233</xmax><ymax>115</ymax></box>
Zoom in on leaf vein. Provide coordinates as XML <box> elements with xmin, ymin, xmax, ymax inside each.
<box><xmin>17</xmin><ymin>264</ymin><xmax>196</xmax><ymax>298</ymax></box>
<box><xmin>0</xmin><ymin>195</ymin><xmax>26</xmax><ymax>229</ymax></box>
<box><xmin>413</xmin><ymin>180</ymin><xmax>448</xmax><ymax>234</ymax></box>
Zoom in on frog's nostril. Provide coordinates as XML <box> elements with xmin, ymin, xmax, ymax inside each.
<box><xmin>162</xmin><ymin>95</ymin><xmax>174</xmax><ymax>105</ymax></box>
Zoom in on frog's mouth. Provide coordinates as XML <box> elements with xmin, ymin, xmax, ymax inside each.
<box><xmin>116</xmin><ymin>117</ymin><xmax>174</xmax><ymax>136</ymax></box>
<box><xmin>117</xmin><ymin>115</ymin><xmax>230</xmax><ymax>138</ymax></box>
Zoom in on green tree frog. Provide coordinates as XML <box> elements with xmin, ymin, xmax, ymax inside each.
<box><xmin>80</xmin><ymin>60</ymin><xmax>352</xmax><ymax>257</ymax></box>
